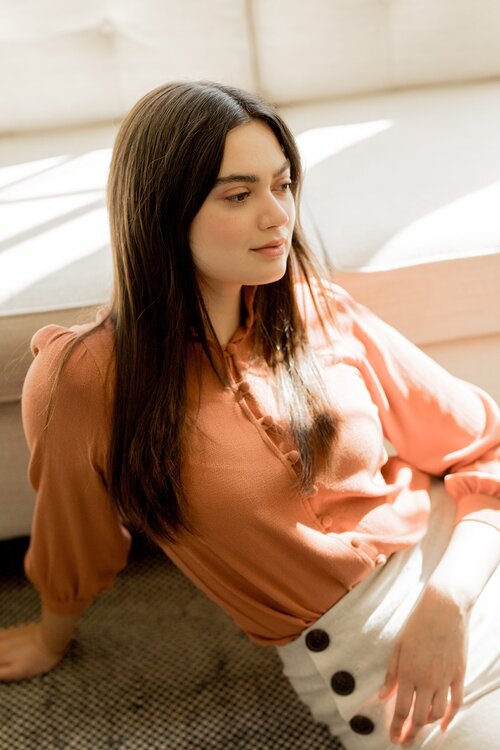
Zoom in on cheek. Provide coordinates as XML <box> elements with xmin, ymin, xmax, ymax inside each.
<box><xmin>200</xmin><ymin>211</ymin><xmax>250</xmax><ymax>253</ymax></box>
<box><xmin>189</xmin><ymin>209</ymin><xmax>251</xmax><ymax>275</ymax></box>
<box><xmin>190</xmin><ymin>210</ymin><xmax>229</xmax><ymax>254</ymax></box>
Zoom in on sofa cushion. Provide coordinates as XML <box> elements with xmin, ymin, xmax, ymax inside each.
<box><xmin>0</xmin><ymin>0</ymin><xmax>255</xmax><ymax>132</ymax></box>
<box><xmin>254</xmin><ymin>0</ymin><xmax>500</xmax><ymax>104</ymax></box>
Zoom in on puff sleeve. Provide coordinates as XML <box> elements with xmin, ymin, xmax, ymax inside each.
<box><xmin>336</xmin><ymin>286</ymin><xmax>500</xmax><ymax>530</ymax></box>
<box><xmin>22</xmin><ymin>322</ymin><xmax>131</xmax><ymax>615</ymax></box>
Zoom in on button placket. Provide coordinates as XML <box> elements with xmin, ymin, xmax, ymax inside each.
<box><xmin>285</xmin><ymin>449</ymin><xmax>300</xmax><ymax>465</ymax></box>
<box><xmin>224</xmin><ymin>345</ymin><xmax>245</xmax><ymax>385</ymax></box>
<box><xmin>329</xmin><ymin>666</ymin><xmax>377</xmax><ymax>736</ymax></box>
<box><xmin>226</xmin><ymin>358</ymin><xmax>303</xmax><ymax>479</ymax></box>
<box><xmin>237</xmin><ymin>381</ymin><xmax>251</xmax><ymax>397</ymax></box>
<box><xmin>303</xmin><ymin>625</ymin><xmax>377</xmax><ymax>735</ymax></box>
<box><xmin>259</xmin><ymin>415</ymin><xmax>274</xmax><ymax>430</ymax></box>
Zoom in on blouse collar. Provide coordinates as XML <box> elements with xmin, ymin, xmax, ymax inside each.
<box><xmin>227</xmin><ymin>285</ymin><xmax>257</xmax><ymax>345</ymax></box>
<box><xmin>189</xmin><ymin>285</ymin><xmax>257</xmax><ymax>347</ymax></box>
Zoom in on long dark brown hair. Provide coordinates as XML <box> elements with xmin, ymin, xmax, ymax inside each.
<box><xmin>54</xmin><ymin>81</ymin><xmax>342</xmax><ymax>542</ymax></box>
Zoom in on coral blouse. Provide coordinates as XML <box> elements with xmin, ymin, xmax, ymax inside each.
<box><xmin>22</xmin><ymin>282</ymin><xmax>500</xmax><ymax>645</ymax></box>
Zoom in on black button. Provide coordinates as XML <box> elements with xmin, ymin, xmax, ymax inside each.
<box><xmin>305</xmin><ymin>629</ymin><xmax>330</xmax><ymax>652</ymax></box>
<box><xmin>331</xmin><ymin>670</ymin><xmax>355</xmax><ymax>695</ymax></box>
<box><xmin>350</xmin><ymin>715</ymin><xmax>375</xmax><ymax>735</ymax></box>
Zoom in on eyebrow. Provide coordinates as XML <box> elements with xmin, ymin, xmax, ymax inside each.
<box><xmin>213</xmin><ymin>159</ymin><xmax>291</xmax><ymax>186</ymax></box>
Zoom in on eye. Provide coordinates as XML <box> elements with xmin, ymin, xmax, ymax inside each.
<box><xmin>275</xmin><ymin>181</ymin><xmax>293</xmax><ymax>193</ymax></box>
<box><xmin>226</xmin><ymin>191</ymin><xmax>250</xmax><ymax>204</ymax></box>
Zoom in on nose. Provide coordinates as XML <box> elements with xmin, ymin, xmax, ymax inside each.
<box><xmin>259</xmin><ymin>192</ymin><xmax>290</xmax><ymax>229</ymax></box>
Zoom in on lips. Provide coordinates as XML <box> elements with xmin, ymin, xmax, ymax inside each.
<box><xmin>251</xmin><ymin>241</ymin><xmax>286</xmax><ymax>258</ymax></box>
<box><xmin>251</xmin><ymin>239</ymin><xmax>287</xmax><ymax>251</ymax></box>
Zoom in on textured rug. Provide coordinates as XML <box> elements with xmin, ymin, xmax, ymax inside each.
<box><xmin>0</xmin><ymin>536</ymin><xmax>345</xmax><ymax>750</ymax></box>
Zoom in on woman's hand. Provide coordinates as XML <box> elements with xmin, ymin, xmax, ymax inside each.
<box><xmin>379</xmin><ymin>583</ymin><xmax>469</xmax><ymax>746</ymax></box>
<box><xmin>0</xmin><ymin>622</ymin><xmax>68</xmax><ymax>681</ymax></box>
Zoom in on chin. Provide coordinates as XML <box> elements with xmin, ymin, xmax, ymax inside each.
<box><xmin>254</xmin><ymin>271</ymin><xmax>287</xmax><ymax>288</ymax></box>
<box><xmin>256</xmin><ymin>260</ymin><xmax>289</xmax><ymax>286</ymax></box>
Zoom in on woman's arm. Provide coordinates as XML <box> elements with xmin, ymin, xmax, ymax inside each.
<box><xmin>20</xmin><ymin>322</ymin><xmax>131</xmax><ymax>640</ymax></box>
<box><xmin>380</xmin><ymin>519</ymin><xmax>500</xmax><ymax>746</ymax></box>
<box><xmin>0</xmin><ymin>607</ymin><xmax>80</xmax><ymax>681</ymax></box>
<box><xmin>2</xmin><ymin>321</ymin><xmax>131</xmax><ymax>682</ymax></box>
<box><xmin>336</xmin><ymin>285</ymin><xmax>500</xmax><ymax>529</ymax></box>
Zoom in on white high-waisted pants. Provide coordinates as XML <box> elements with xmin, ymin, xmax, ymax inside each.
<box><xmin>276</xmin><ymin>480</ymin><xmax>500</xmax><ymax>750</ymax></box>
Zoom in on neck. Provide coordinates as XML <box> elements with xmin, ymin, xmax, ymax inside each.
<box><xmin>201</xmin><ymin>283</ymin><xmax>243</xmax><ymax>346</ymax></box>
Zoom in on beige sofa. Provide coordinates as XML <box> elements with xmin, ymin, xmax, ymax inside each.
<box><xmin>1</xmin><ymin>0</ymin><xmax>500</xmax><ymax>539</ymax></box>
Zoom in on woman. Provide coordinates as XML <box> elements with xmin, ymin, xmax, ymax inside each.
<box><xmin>0</xmin><ymin>81</ymin><xmax>498</xmax><ymax>749</ymax></box>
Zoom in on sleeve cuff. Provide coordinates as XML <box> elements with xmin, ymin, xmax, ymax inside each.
<box><xmin>453</xmin><ymin>493</ymin><xmax>500</xmax><ymax>531</ymax></box>
<box><xmin>40</xmin><ymin>594</ymin><xmax>94</xmax><ymax>616</ymax></box>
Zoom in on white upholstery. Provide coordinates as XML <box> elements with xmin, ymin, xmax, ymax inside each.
<box><xmin>285</xmin><ymin>83</ymin><xmax>500</xmax><ymax>272</ymax></box>
<box><xmin>0</xmin><ymin>125</ymin><xmax>115</xmax><ymax>319</ymax></box>
<box><xmin>282</xmin><ymin>81</ymin><xmax>500</xmax><ymax>350</ymax></box>
<box><xmin>254</xmin><ymin>0</ymin><xmax>500</xmax><ymax>103</ymax></box>
<box><xmin>1</xmin><ymin>0</ymin><xmax>499</xmax><ymax>539</ymax></box>
<box><xmin>0</xmin><ymin>0</ymin><xmax>255</xmax><ymax>131</ymax></box>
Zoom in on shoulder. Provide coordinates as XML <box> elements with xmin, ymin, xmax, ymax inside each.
<box><xmin>293</xmin><ymin>277</ymin><xmax>360</xmax><ymax>343</ymax></box>
<box><xmin>29</xmin><ymin>310</ymin><xmax>115</xmax><ymax>386</ymax></box>
<box><xmin>31</xmin><ymin>304</ymin><xmax>113</xmax><ymax>364</ymax></box>
<box><xmin>23</xmin><ymin>311</ymin><xmax>116</xmax><ymax>444</ymax></box>
<box><xmin>294</xmin><ymin>277</ymin><xmax>356</xmax><ymax>314</ymax></box>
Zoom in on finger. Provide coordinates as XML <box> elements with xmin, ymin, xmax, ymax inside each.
<box><xmin>429</xmin><ymin>688</ymin><xmax>449</xmax><ymax>723</ymax></box>
<box><xmin>0</xmin><ymin>663</ymin><xmax>28</xmax><ymax>682</ymax></box>
<box><xmin>379</xmin><ymin>644</ymin><xmax>400</xmax><ymax>699</ymax></box>
<box><xmin>390</xmin><ymin>682</ymin><xmax>415</xmax><ymax>743</ymax></box>
<box><xmin>441</xmin><ymin>678</ymin><xmax>464</xmax><ymax>732</ymax></box>
<box><xmin>0</xmin><ymin>625</ymin><xmax>28</xmax><ymax>640</ymax></box>
<box><xmin>399</xmin><ymin>690</ymin><xmax>433</xmax><ymax>746</ymax></box>
<box><xmin>0</xmin><ymin>638</ymin><xmax>22</xmax><ymax>655</ymax></box>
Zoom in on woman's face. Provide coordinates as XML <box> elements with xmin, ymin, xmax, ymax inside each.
<box><xmin>189</xmin><ymin>119</ymin><xmax>296</xmax><ymax>297</ymax></box>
